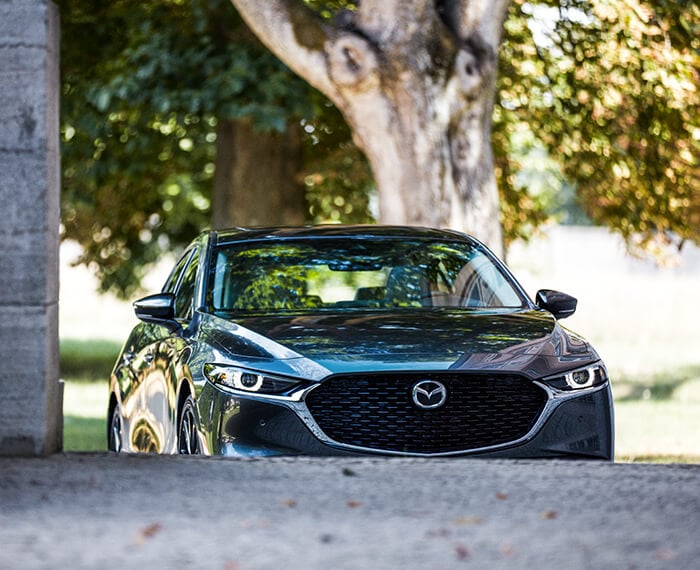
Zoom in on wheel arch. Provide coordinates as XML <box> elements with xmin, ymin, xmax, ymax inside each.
<box><xmin>107</xmin><ymin>392</ymin><xmax>118</xmax><ymax>440</ymax></box>
<box><xmin>175</xmin><ymin>380</ymin><xmax>203</xmax><ymax>455</ymax></box>
<box><xmin>107</xmin><ymin>392</ymin><xmax>123</xmax><ymax>452</ymax></box>
<box><xmin>176</xmin><ymin>380</ymin><xmax>193</xmax><ymax>421</ymax></box>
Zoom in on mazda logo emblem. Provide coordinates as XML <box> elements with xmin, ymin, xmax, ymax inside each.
<box><xmin>411</xmin><ymin>380</ymin><xmax>447</xmax><ymax>409</ymax></box>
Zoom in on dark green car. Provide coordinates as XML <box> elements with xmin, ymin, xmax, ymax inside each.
<box><xmin>108</xmin><ymin>225</ymin><xmax>614</xmax><ymax>459</ymax></box>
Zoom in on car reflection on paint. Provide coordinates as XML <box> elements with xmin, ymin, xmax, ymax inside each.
<box><xmin>107</xmin><ymin>225</ymin><xmax>614</xmax><ymax>459</ymax></box>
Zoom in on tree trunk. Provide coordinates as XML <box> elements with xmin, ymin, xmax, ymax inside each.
<box><xmin>212</xmin><ymin>119</ymin><xmax>305</xmax><ymax>228</ymax></box>
<box><xmin>230</xmin><ymin>0</ymin><xmax>510</xmax><ymax>255</ymax></box>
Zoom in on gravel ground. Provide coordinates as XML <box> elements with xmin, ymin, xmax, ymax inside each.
<box><xmin>1</xmin><ymin>454</ymin><xmax>698</xmax><ymax>569</ymax></box>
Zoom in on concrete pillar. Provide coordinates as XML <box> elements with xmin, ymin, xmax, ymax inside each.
<box><xmin>0</xmin><ymin>1</ymin><xmax>62</xmax><ymax>455</ymax></box>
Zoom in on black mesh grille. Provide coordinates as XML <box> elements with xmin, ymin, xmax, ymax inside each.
<box><xmin>305</xmin><ymin>373</ymin><xmax>547</xmax><ymax>454</ymax></box>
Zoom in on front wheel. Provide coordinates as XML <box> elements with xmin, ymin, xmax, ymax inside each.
<box><xmin>177</xmin><ymin>396</ymin><xmax>200</xmax><ymax>455</ymax></box>
<box><xmin>108</xmin><ymin>404</ymin><xmax>123</xmax><ymax>452</ymax></box>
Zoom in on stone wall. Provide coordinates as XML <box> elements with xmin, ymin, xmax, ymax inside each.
<box><xmin>0</xmin><ymin>0</ymin><xmax>62</xmax><ymax>455</ymax></box>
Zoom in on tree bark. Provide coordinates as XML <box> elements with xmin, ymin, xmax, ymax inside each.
<box><xmin>212</xmin><ymin>119</ymin><xmax>305</xmax><ymax>228</ymax></box>
<box><xmin>230</xmin><ymin>0</ymin><xmax>510</xmax><ymax>254</ymax></box>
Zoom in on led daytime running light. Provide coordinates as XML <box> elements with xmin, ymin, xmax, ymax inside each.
<box><xmin>204</xmin><ymin>364</ymin><xmax>300</xmax><ymax>394</ymax></box>
<box><xmin>542</xmin><ymin>363</ymin><xmax>608</xmax><ymax>391</ymax></box>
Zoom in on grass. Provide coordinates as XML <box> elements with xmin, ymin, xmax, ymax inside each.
<box><xmin>614</xmin><ymin>400</ymin><xmax>700</xmax><ymax>461</ymax></box>
<box><xmin>60</xmin><ymin>339</ymin><xmax>118</xmax><ymax>451</ymax></box>
<box><xmin>63</xmin><ymin>379</ymin><xmax>108</xmax><ymax>451</ymax></box>
<box><xmin>64</xmin><ymin>415</ymin><xmax>106</xmax><ymax>451</ymax></box>
<box><xmin>611</xmin><ymin>368</ymin><xmax>700</xmax><ymax>462</ymax></box>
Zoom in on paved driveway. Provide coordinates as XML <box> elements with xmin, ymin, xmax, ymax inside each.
<box><xmin>1</xmin><ymin>454</ymin><xmax>698</xmax><ymax>568</ymax></box>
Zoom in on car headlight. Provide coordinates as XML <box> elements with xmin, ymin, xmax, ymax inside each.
<box><xmin>204</xmin><ymin>364</ymin><xmax>303</xmax><ymax>395</ymax></box>
<box><xmin>541</xmin><ymin>363</ymin><xmax>608</xmax><ymax>391</ymax></box>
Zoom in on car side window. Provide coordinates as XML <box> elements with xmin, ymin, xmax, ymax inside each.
<box><xmin>174</xmin><ymin>248</ymin><xmax>199</xmax><ymax>320</ymax></box>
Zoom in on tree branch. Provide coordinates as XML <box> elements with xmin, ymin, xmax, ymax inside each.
<box><xmin>230</xmin><ymin>0</ymin><xmax>340</xmax><ymax>100</ymax></box>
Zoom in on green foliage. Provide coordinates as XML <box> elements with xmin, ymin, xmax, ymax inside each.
<box><xmin>302</xmin><ymin>97</ymin><xmax>375</xmax><ymax>224</ymax></box>
<box><xmin>103</xmin><ymin>2</ymin><xmax>314</xmax><ymax>130</ymax></box>
<box><xmin>496</xmin><ymin>0</ymin><xmax>699</xmax><ymax>252</ymax></box>
<box><xmin>59</xmin><ymin>0</ymin><xmax>372</xmax><ymax>298</ymax></box>
<box><xmin>60</xmin><ymin>0</ymin><xmax>698</xmax><ymax>296</ymax></box>
<box><xmin>59</xmin><ymin>0</ymin><xmax>312</xmax><ymax>297</ymax></box>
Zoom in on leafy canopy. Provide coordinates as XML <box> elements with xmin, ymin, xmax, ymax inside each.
<box><xmin>60</xmin><ymin>0</ymin><xmax>699</xmax><ymax>296</ymax></box>
<box><xmin>59</xmin><ymin>0</ymin><xmax>371</xmax><ymax>297</ymax></box>
<box><xmin>495</xmin><ymin>0</ymin><xmax>699</xmax><ymax>252</ymax></box>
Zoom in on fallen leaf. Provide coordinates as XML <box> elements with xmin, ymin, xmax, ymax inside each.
<box><xmin>346</xmin><ymin>500</ymin><xmax>362</xmax><ymax>508</ymax></box>
<box><xmin>454</xmin><ymin>516</ymin><xmax>484</xmax><ymax>526</ymax></box>
<box><xmin>140</xmin><ymin>523</ymin><xmax>162</xmax><ymax>538</ymax></box>
<box><xmin>541</xmin><ymin>510</ymin><xmax>558</xmax><ymax>520</ymax></box>
<box><xmin>455</xmin><ymin>544</ymin><xmax>470</xmax><ymax>560</ymax></box>
<box><xmin>342</xmin><ymin>467</ymin><xmax>357</xmax><ymax>477</ymax></box>
<box><xmin>134</xmin><ymin>522</ymin><xmax>163</xmax><ymax>545</ymax></box>
<box><xmin>496</xmin><ymin>492</ymin><xmax>509</xmax><ymax>500</ymax></box>
<box><xmin>281</xmin><ymin>498</ymin><xmax>297</xmax><ymax>508</ymax></box>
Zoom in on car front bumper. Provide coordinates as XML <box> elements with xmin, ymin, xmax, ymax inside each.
<box><xmin>196</xmin><ymin>381</ymin><xmax>614</xmax><ymax>460</ymax></box>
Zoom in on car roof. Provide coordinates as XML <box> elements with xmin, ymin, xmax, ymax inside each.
<box><xmin>210</xmin><ymin>225</ymin><xmax>477</xmax><ymax>246</ymax></box>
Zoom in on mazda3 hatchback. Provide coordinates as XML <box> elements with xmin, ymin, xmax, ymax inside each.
<box><xmin>107</xmin><ymin>225</ymin><xmax>614</xmax><ymax>459</ymax></box>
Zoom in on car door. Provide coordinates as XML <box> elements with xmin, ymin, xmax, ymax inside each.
<box><xmin>126</xmin><ymin>248</ymin><xmax>196</xmax><ymax>452</ymax></box>
<box><xmin>125</xmin><ymin>323</ymin><xmax>171</xmax><ymax>452</ymax></box>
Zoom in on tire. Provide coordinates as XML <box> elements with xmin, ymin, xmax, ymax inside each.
<box><xmin>177</xmin><ymin>396</ymin><xmax>200</xmax><ymax>455</ymax></box>
<box><xmin>108</xmin><ymin>404</ymin><xmax>123</xmax><ymax>453</ymax></box>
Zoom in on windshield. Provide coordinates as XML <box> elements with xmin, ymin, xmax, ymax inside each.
<box><xmin>207</xmin><ymin>238</ymin><xmax>526</xmax><ymax>314</ymax></box>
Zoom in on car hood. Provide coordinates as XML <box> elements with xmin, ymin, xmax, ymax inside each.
<box><xmin>199</xmin><ymin>310</ymin><xmax>599</xmax><ymax>380</ymax></box>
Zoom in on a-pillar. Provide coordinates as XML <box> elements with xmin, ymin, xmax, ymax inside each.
<box><xmin>0</xmin><ymin>0</ymin><xmax>62</xmax><ymax>455</ymax></box>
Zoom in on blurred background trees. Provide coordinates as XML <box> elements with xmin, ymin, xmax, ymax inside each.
<box><xmin>58</xmin><ymin>0</ymin><xmax>699</xmax><ymax>297</ymax></box>
<box><xmin>495</xmin><ymin>0</ymin><xmax>699</xmax><ymax>254</ymax></box>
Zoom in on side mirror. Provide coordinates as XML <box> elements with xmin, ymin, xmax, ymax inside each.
<box><xmin>536</xmin><ymin>289</ymin><xmax>577</xmax><ymax>320</ymax></box>
<box><xmin>133</xmin><ymin>293</ymin><xmax>180</xmax><ymax>331</ymax></box>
